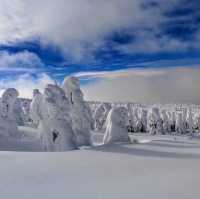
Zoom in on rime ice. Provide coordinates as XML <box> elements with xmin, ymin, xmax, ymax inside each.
<box><xmin>33</xmin><ymin>84</ymin><xmax>77</xmax><ymax>151</ymax></box>
<box><xmin>0</xmin><ymin>88</ymin><xmax>20</xmax><ymax>137</ymax></box>
<box><xmin>93</xmin><ymin>102</ymin><xmax>112</xmax><ymax>131</ymax></box>
<box><xmin>148</xmin><ymin>107</ymin><xmax>163</xmax><ymax>135</ymax></box>
<box><xmin>103</xmin><ymin>107</ymin><xmax>131</xmax><ymax>144</ymax></box>
<box><xmin>62</xmin><ymin>76</ymin><xmax>93</xmax><ymax>146</ymax></box>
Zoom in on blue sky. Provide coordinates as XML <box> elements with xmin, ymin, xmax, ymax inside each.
<box><xmin>0</xmin><ymin>0</ymin><xmax>200</xmax><ymax>102</ymax></box>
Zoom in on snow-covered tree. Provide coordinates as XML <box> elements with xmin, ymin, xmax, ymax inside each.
<box><xmin>148</xmin><ymin>107</ymin><xmax>163</xmax><ymax>135</ymax></box>
<box><xmin>93</xmin><ymin>102</ymin><xmax>112</xmax><ymax>131</ymax></box>
<box><xmin>176</xmin><ymin>113</ymin><xmax>184</xmax><ymax>134</ymax></box>
<box><xmin>29</xmin><ymin>89</ymin><xmax>43</xmax><ymax>128</ymax></box>
<box><xmin>34</xmin><ymin>84</ymin><xmax>77</xmax><ymax>151</ymax></box>
<box><xmin>182</xmin><ymin>108</ymin><xmax>188</xmax><ymax>131</ymax></box>
<box><xmin>21</xmin><ymin>99</ymin><xmax>31</xmax><ymax>122</ymax></box>
<box><xmin>187</xmin><ymin>108</ymin><xmax>194</xmax><ymax>134</ymax></box>
<box><xmin>0</xmin><ymin>88</ymin><xmax>20</xmax><ymax>137</ymax></box>
<box><xmin>103</xmin><ymin>107</ymin><xmax>131</xmax><ymax>144</ymax></box>
<box><xmin>161</xmin><ymin>110</ymin><xmax>170</xmax><ymax>133</ymax></box>
<box><xmin>133</xmin><ymin>108</ymin><xmax>140</xmax><ymax>132</ymax></box>
<box><xmin>62</xmin><ymin>76</ymin><xmax>93</xmax><ymax>146</ymax></box>
<box><xmin>13</xmin><ymin>98</ymin><xmax>26</xmax><ymax>126</ymax></box>
<box><xmin>127</xmin><ymin>106</ymin><xmax>142</xmax><ymax>133</ymax></box>
<box><xmin>140</xmin><ymin>109</ymin><xmax>148</xmax><ymax>132</ymax></box>
<box><xmin>168</xmin><ymin>111</ymin><xmax>176</xmax><ymax>132</ymax></box>
<box><xmin>194</xmin><ymin>113</ymin><xmax>200</xmax><ymax>130</ymax></box>
<box><xmin>126</xmin><ymin>103</ymin><xmax>134</xmax><ymax>132</ymax></box>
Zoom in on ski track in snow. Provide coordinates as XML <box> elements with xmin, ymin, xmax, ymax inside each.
<box><xmin>0</xmin><ymin>133</ymin><xmax>200</xmax><ymax>199</ymax></box>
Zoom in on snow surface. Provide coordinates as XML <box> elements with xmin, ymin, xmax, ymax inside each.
<box><xmin>1</xmin><ymin>133</ymin><xmax>200</xmax><ymax>199</ymax></box>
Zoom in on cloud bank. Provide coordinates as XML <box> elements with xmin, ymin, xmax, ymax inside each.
<box><xmin>82</xmin><ymin>67</ymin><xmax>200</xmax><ymax>104</ymax></box>
<box><xmin>0</xmin><ymin>66</ymin><xmax>199</xmax><ymax>104</ymax></box>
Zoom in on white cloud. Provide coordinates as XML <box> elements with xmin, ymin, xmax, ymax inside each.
<box><xmin>0</xmin><ymin>51</ymin><xmax>44</xmax><ymax>71</ymax></box>
<box><xmin>0</xmin><ymin>0</ymin><xmax>195</xmax><ymax>60</ymax></box>
<box><xmin>0</xmin><ymin>73</ymin><xmax>54</xmax><ymax>98</ymax></box>
<box><xmin>82</xmin><ymin>67</ymin><xmax>200</xmax><ymax>104</ymax></box>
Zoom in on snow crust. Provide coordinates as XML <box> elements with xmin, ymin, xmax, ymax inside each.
<box><xmin>0</xmin><ymin>134</ymin><xmax>200</xmax><ymax>199</ymax></box>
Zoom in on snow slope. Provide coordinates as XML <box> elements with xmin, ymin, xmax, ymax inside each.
<box><xmin>0</xmin><ymin>134</ymin><xmax>200</xmax><ymax>199</ymax></box>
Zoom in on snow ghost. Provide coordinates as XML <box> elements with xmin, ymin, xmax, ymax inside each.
<box><xmin>148</xmin><ymin>107</ymin><xmax>163</xmax><ymax>135</ymax></box>
<box><xmin>194</xmin><ymin>113</ymin><xmax>200</xmax><ymax>130</ymax></box>
<box><xmin>126</xmin><ymin>104</ymin><xmax>135</xmax><ymax>132</ymax></box>
<box><xmin>182</xmin><ymin>108</ymin><xmax>188</xmax><ymax>130</ymax></box>
<box><xmin>93</xmin><ymin>103</ymin><xmax>105</xmax><ymax>131</ymax></box>
<box><xmin>33</xmin><ymin>89</ymin><xmax>41</xmax><ymax>97</ymax></box>
<box><xmin>127</xmin><ymin>106</ymin><xmax>139</xmax><ymax>132</ymax></box>
<box><xmin>30</xmin><ymin>89</ymin><xmax>43</xmax><ymax>128</ymax></box>
<box><xmin>103</xmin><ymin>103</ymin><xmax>112</xmax><ymax>121</ymax></box>
<box><xmin>103</xmin><ymin>107</ymin><xmax>131</xmax><ymax>144</ymax></box>
<box><xmin>140</xmin><ymin>109</ymin><xmax>148</xmax><ymax>132</ymax></box>
<box><xmin>62</xmin><ymin>76</ymin><xmax>93</xmax><ymax>146</ymax></box>
<box><xmin>1</xmin><ymin>88</ymin><xmax>19</xmax><ymax>110</ymax></box>
<box><xmin>21</xmin><ymin>99</ymin><xmax>31</xmax><ymax>121</ymax></box>
<box><xmin>13</xmin><ymin>99</ymin><xmax>26</xmax><ymax>126</ymax></box>
<box><xmin>133</xmin><ymin>108</ymin><xmax>140</xmax><ymax>132</ymax></box>
<box><xmin>93</xmin><ymin>102</ymin><xmax>112</xmax><ymax>131</ymax></box>
<box><xmin>0</xmin><ymin>88</ymin><xmax>19</xmax><ymax>137</ymax></box>
<box><xmin>37</xmin><ymin>84</ymin><xmax>77</xmax><ymax>151</ymax></box>
<box><xmin>161</xmin><ymin>110</ymin><xmax>170</xmax><ymax>133</ymax></box>
<box><xmin>168</xmin><ymin>111</ymin><xmax>176</xmax><ymax>132</ymax></box>
<box><xmin>187</xmin><ymin>108</ymin><xmax>194</xmax><ymax>134</ymax></box>
<box><xmin>176</xmin><ymin>113</ymin><xmax>184</xmax><ymax>134</ymax></box>
<box><xmin>62</xmin><ymin>76</ymin><xmax>83</xmax><ymax>105</ymax></box>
